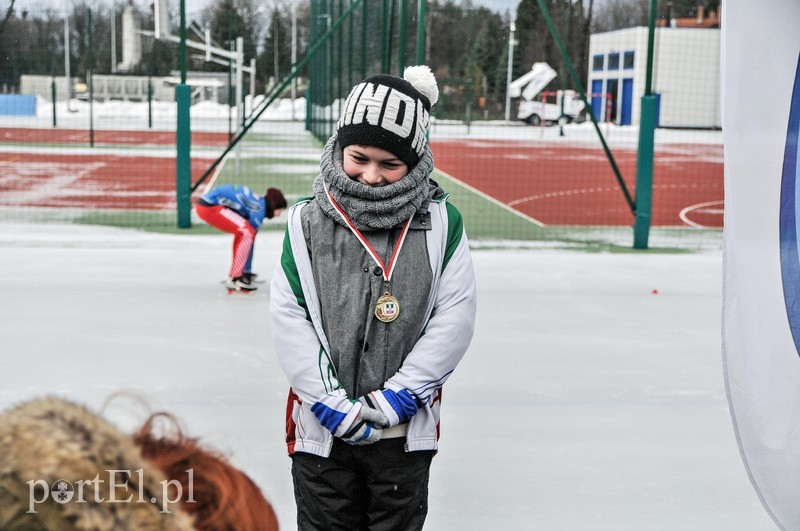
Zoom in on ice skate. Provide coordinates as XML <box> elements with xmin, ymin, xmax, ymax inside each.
<box><xmin>225</xmin><ymin>275</ymin><xmax>258</xmax><ymax>294</ymax></box>
<box><xmin>243</xmin><ymin>272</ymin><xmax>266</xmax><ymax>284</ymax></box>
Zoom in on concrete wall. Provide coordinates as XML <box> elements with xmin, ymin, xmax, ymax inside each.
<box><xmin>19</xmin><ymin>76</ymin><xmax>72</xmax><ymax>102</ymax></box>
<box><xmin>22</xmin><ymin>75</ymin><xmax>185</xmax><ymax>103</ymax></box>
<box><xmin>653</xmin><ymin>28</ymin><xmax>721</xmax><ymax>128</ymax></box>
<box><xmin>21</xmin><ymin>74</ymin><xmax>230</xmax><ymax>104</ymax></box>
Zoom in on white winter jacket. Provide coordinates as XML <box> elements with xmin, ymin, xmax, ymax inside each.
<box><xmin>270</xmin><ymin>193</ymin><xmax>477</xmax><ymax>457</ymax></box>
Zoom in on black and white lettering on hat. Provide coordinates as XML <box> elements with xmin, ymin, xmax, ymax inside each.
<box><xmin>337</xmin><ymin>65</ymin><xmax>439</xmax><ymax>169</ymax></box>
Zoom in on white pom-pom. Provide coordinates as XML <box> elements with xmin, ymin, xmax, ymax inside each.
<box><xmin>403</xmin><ymin>65</ymin><xmax>439</xmax><ymax>107</ymax></box>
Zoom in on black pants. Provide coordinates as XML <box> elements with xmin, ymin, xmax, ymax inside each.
<box><xmin>291</xmin><ymin>438</ymin><xmax>435</xmax><ymax>531</ymax></box>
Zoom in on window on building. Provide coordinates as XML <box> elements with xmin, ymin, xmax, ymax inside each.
<box><xmin>608</xmin><ymin>52</ymin><xmax>620</xmax><ymax>70</ymax></box>
<box><xmin>593</xmin><ymin>54</ymin><xmax>604</xmax><ymax>71</ymax></box>
<box><xmin>624</xmin><ymin>51</ymin><xmax>634</xmax><ymax>69</ymax></box>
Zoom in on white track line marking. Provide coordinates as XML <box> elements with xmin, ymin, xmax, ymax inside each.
<box><xmin>433</xmin><ymin>167</ymin><xmax>546</xmax><ymax>227</ymax></box>
<box><xmin>202</xmin><ymin>150</ymin><xmax>233</xmax><ymax>194</ymax></box>
<box><xmin>679</xmin><ymin>199</ymin><xmax>724</xmax><ymax>229</ymax></box>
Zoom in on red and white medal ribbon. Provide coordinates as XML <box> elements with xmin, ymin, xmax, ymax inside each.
<box><xmin>324</xmin><ymin>185</ymin><xmax>411</xmax><ymax>323</ymax></box>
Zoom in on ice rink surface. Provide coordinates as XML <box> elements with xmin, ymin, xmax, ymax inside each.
<box><xmin>0</xmin><ymin>223</ymin><xmax>775</xmax><ymax>530</ymax></box>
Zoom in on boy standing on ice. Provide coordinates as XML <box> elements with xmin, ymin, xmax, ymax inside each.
<box><xmin>196</xmin><ymin>184</ymin><xmax>286</xmax><ymax>292</ymax></box>
<box><xmin>270</xmin><ymin>65</ymin><xmax>477</xmax><ymax>529</ymax></box>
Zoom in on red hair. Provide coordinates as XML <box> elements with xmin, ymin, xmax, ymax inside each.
<box><xmin>133</xmin><ymin>413</ymin><xmax>278</xmax><ymax>531</ymax></box>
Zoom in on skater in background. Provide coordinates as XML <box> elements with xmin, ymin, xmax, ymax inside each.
<box><xmin>0</xmin><ymin>396</ymin><xmax>278</xmax><ymax>530</ymax></box>
<box><xmin>270</xmin><ymin>65</ymin><xmax>477</xmax><ymax>530</ymax></box>
<box><xmin>195</xmin><ymin>184</ymin><xmax>287</xmax><ymax>291</ymax></box>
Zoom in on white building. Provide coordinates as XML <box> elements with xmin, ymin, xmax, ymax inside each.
<box><xmin>118</xmin><ymin>1</ymin><xmax>142</xmax><ymax>73</ymax></box>
<box><xmin>587</xmin><ymin>26</ymin><xmax>721</xmax><ymax>128</ymax></box>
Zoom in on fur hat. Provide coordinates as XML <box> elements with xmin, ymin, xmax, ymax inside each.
<box><xmin>265</xmin><ymin>187</ymin><xmax>287</xmax><ymax>219</ymax></box>
<box><xmin>337</xmin><ymin>65</ymin><xmax>439</xmax><ymax>169</ymax></box>
<box><xmin>0</xmin><ymin>397</ymin><xmax>195</xmax><ymax>530</ymax></box>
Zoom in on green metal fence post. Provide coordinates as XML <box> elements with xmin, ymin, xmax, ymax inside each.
<box><xmin>50</xmin><ymin>38</ymin><xmax>57</xmax><ymax>127</ymax></box>
<box><xmin>88</xmin><ymin>8</ymin><xmax>94</xmax><ymax>147</ymax></box>
<box><xmin>361</xmin><ymin>0</ymin><xmax>367</xmax><ymax>79</ymax></box>
<box><xmin>227</xmin><ymin>12</ymin><xmax>233</xmax><ymax>141</ymax></box>
<box><xmin>348</xmin><ymin>0</ymin><xmax>354</xmax><ymax>89</ymax></box>
<box><xmin>416</xmin><ymin>0</ymin><xmax>426</xmax><ymax>65</ymax></box>
<box><xmin>306</xmin><ymin>0</ymin><xmax>316</xmax><ymax>131</ymax></box>
<box><xmin>51</xmin><ymin>80</ymin><xmax>57</xmax><ymax>127</ymax></box>
<box><xmin>381</xmin><ymin>0</ymin><xmax>390</xmax><ymax>72</ymax></box>
<box><xmin>633</xmin><ymin>0</ymin><xmax>659</xmax><ymax>249</ymax></box>
<box><xmin>176</xmin><ymin>0</ymin><xmax>192</xmax><ymax>228</ymax></box>
<box><xmin>398</xmin><ymin>0</ymin><xmax>407</xmax><ymax>74</ymax></box>
<box><xmin>337</xmin><ymin>0</ymin><xmax>343</xmax><ymax>118</ymax></box>
<box><xmin>386</xmin><ymin>0</ymin><xmax>395</xmax><ymax>73</ymax></box>
<box><xmin>634</xmin><ymin>97</ymin><xmax>656</xmax><ymax>248</ymax></box>
<box><xmin>327</xmin><ymin>0</ymin><xmax>333</xmax><ymax>138</ymax></box>
<box><xmin>176</xmin><ymin>84</ymin><xmax>192</xmax><ymax>228</ymax></box>
<box><xmin>148</xmin><ymin>41</ymin><xmax>153</xmax><ymax>129</ymax></box>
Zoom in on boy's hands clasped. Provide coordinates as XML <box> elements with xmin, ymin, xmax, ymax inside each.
<box><xmin>311</xmin><ymin>388</ymin><xmax>420</xmax><ymax>445</ymax></box>
<box><xmin>340</xmin><ymin>406</ymin><xmax>387</xmax><ymax>445</ymax></box>
<box><xmin>310</xmin><ymin>393</ymin><xmax>388</xmax><ymax>445</ymax></box>
<box><xmin>360</xmin><ymin>388</ymin><xmax>419</xmax><ymax>427</ymax></box>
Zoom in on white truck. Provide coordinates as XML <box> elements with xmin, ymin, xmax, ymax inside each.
<box><xmin>509</xmin><ymin>62</ymin><xmax>585</xmax><ymax>126</ymax></box>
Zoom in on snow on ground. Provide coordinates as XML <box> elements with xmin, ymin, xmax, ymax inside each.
<box><xmin>0</xmin><ymin>96</ymin><xmax>744</xmax><ymax>528</ymax></box>
<box><xmin>0</xmin><ymin>223</ymin><xmax>774</xmax><ymax>530</ymax></box>
<box><xmin>2</xmin><ymin>96</ymin><xmax>723</xmax><ymax>147</ymax></box>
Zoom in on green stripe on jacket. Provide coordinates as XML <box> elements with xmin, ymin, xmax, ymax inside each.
<box><xmin>280</xmin><ymin>222</ymin><xmax>311</xmax><ymax>321</ymax></box>
<box><xmin>443</xmin><ymin>202</ymin><xmax>464</xmax><ymax>273</ymax></box>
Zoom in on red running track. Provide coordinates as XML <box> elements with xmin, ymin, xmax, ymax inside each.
<box><xmin>430</xmin><ymin>139</ymin><xmax>723</xmax><ymax>228</ymax></box>
<box><xmin>0</xmin><ymin>153</ymin><xmax>211</xmax><ymax>210</ymax></box>
<box><xmin>0</xmin><ymin>127</ymin><xmax>225</xmax><ymax>210</ymax></box>
<box><xmin>0</xmin><ymin>127</ymin><xmax>229</xmax><ymax>147</ymax></box>
<box><xmin>1</xmin><ymin>128</ymin><xmax>723</xmax><ymax>227</ymax></box>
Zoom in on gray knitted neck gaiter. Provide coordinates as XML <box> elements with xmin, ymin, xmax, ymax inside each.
<box><xmin>313</xmin><ymin>134</ymin><xmax>437</xmax><ymax>231</ymax></box>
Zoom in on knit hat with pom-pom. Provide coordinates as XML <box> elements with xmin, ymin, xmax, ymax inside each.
<box><xmin>337</xmin><ymin>65</ymin><xmax>439</xmax><ymax>169</ymax></box>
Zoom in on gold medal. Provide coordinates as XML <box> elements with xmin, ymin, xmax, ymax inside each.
<box><xmin>375</xmin><ymin>291</ymin><xmax>400</xmax><ymax>323</ymax></box>
<box><xmin>324</xmin><ymin>185</ymin><xmax>410</xmax><ymax>326</ymax></box>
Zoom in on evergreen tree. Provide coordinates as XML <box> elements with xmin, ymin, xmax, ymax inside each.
<box><xmin>258</xmin><ymin>7</ymin><xmax>292</xmax><ymax>88</ymax></box>
<box><xmin>591</xmin><ymin>0</ymin><xmax>648</xmax><ymax>32</ymax></box>
<box><xmin>514</xmin><ymin>0</ymin><xmax>590</xmax><ymax>93</ymax></box>
<box><xmin>207</xmin><ymin>0</ymin><xmax>258</xmax><ymax>74</ymax></box>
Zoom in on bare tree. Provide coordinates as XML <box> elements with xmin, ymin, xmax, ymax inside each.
<box><xmin>591</xmin><ymin>0</ymin><xmax>649</xmax><ymax>32</ymax></box>
<box><xmin>0</xmin><ymin>0</ymin><xmax>16</xmax><ymax>41</ymax></box>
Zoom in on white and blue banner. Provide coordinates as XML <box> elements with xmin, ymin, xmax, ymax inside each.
<box><xmin>722</xmin><ymin>1</ymin><xmax>800</xmax><ymax>529</ymax></box>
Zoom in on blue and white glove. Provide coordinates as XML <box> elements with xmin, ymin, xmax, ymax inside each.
<box><xmin>311</xmin><ymin>392</ymin><xmax>389</xmax><ymax>445</ymax></box>
<box><xmin>360</xmin><ymin>388</ymin><xmax>419</xmax><ymax>428</ymax></box>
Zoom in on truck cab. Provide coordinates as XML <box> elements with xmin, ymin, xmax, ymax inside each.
<box><xmin>510</xmin><ymin>62</ymin><xmax>585</xmax><ymax>125</ymax></box>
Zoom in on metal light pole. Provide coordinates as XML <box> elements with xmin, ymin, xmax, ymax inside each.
<box><xmin>291</xmin><ymin>2</ymin><xmax>297</xmax><ymax>120</ymax></box>
<box><xmin>111</xmin><ymin>2</ymin><xmax>117</xmax><ymax>73</ymax></box>
<box><xmin>416</xmin><ymin>0</ymin><xmax>426</xmax><ymax>65</ymax></box>
<box><xmin>64</xmin><ymin>17</ymin><xmax>71</xmax><ymax>112</ymax></box>
<box><xmin>50</xmin><ymin>37</ymin><xmax>56</xmax><ymax>127</ymax></box>
<box><xmin>88</xmin><ymin>8</ymin><xmax>94</xmax><ymax>147</ymax></box>
<box><xmin>504</xmin><ymin>21</ymin><xmax>516</xmax><ymax>123</ymax></box>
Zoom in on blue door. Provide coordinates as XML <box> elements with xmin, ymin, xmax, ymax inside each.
<box><xmin>621</xmin><ymin>78</ymin><xmax>633</xmax><ymax>125</ymax></box>
<box><xmin>605</xmin><ymin>79</ymin><xmax>618</xmax><ymax>122</ymax></box>
<box><xmin>591</xmin><ymin>80</ymin><xmax>603</xmax><ymax>121</ymax></box>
